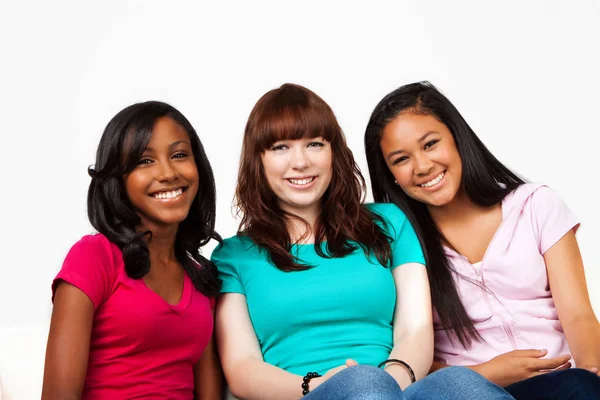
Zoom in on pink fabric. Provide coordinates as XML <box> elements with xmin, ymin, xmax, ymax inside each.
<box><xmin>434</xmin><ymin>184</ymin><xmax>580</xmax><ymax>367</ymax></box>
<box><xmin>53</xmin><ymin>234</ymin><xmax>215</xmax><ymax>399</ymax></box>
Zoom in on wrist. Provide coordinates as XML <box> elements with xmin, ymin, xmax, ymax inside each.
<box><xmin>383</xmin><ymin>363</ymin><xmax>413</xmax><ymax>388</ymax></box>
<box><xmin>301</xmin><ymin>372</ymin><xmax>322</xmax><ymax>395</ymax></box>
<box><xmin>309</xmin><ymin>376</ymin><xmax>324</xmax><ymax>389</ymax></box>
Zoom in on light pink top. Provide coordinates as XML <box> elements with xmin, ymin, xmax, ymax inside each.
<box><xmin>434</xmin><ymin>184</ymin><xmax>580</xmax><ymax>366</ymax></box>
<box><xmin>53</xmin><ymin>234</ymin><xmax>215</xmax><ymax>399</ymax></box>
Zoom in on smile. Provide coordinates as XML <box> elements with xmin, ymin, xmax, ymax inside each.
<box><xmin>287</xmin><ymin>177</ymin><xmax>315</xmax><ymax>186</ymax></box>
<box><xmin>150</xmin><ymin>187</ymin><xmax>186</xmax><ymax>199</ymax></box>
<box><xmin>419</xmin><ymin>171</ymin><xmax>445</xmax><ymax>188</ymax></box>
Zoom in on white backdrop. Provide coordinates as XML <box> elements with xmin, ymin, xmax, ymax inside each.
<box><xmin>1</xmin><ymin>1</ymin><xmax>598</xmax><ymax>398</ymax></box>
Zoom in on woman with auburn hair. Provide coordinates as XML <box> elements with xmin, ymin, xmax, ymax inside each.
<box><xmin>364</xmin><ymin>81</ymin><xmax>600</xmax><ymax>399</ymax></box>
<box><xmin>212</xmin><ymin>83</ymin><xmax>514</xmax><ymax>399</ymax></box>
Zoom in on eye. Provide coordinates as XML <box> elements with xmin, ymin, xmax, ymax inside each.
<box><xmin>270</xmin><ymin>144</ymin><xmax>288</xmax><ymax>151</ymax></box>
<box><xmin>172</xmin><ymin>152</ymin><xmax>188</xmax><ymax>159</ymax></box>
<box><xmin>307</xmin><ymin>141</ymin><xmax>325</xmax><ymax>148</ymax></box>
<box><xmin>424</xmin><ymin>140</ymin><xmax>439</xmax><ymax>150</ymax></box>
<box><xmin>391</xmin><ymin>155</ymin><xmax>409</xmax><ymax>166</ymax></box>
<box><xmin>137</xmin><ymin>158</ymin><xmax>153</xmax><ymax>165</ymax></box>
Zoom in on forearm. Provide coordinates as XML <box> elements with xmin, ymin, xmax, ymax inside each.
<box><xmin>226</xmin><ymin>359</ymin><xmax>305</xmax><ymax>400</ymax></box>
<box><xmin>385</xmin><ymin>330</ymin><xmax>433</xmax><ymax>389</ymax></box>
<box><xmin>565</xmin><ymin>313</ymin><xmax>600</xmax><ymax>367</ymax></box>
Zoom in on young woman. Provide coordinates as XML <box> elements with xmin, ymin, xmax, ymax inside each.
<box><xmin>42</xmin><ymin>101</ymin><xmax>223</xmax><ymax>399</ymax></box>
<box><xmin>364</xmin><ymin>81</ymin><xmax>600</xmax><ymax>399</ymax></box>
<box><xmin>212</xmin><ymin>83</ymin><xmax>514</xmax><ymax>399</ymax></box>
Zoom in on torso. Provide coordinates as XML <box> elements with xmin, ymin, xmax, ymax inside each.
<box><xmin>212</xmin><ymin>203</ymin><xmax>426</xmax><ymax>375</ymax></box>
<box><xmin>432</xmin><ymin>184</ymin><xmax>579</xmax><ymax>367</ymax></box>
<box><xmin>54</xmin><ymin>235</ymin><xmax>215</xmax><ymax>399</ymax></box>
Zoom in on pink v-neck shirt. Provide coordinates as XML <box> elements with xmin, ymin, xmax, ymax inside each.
<box><xmin>434</xmin><ymin>184</ymin><xmax>580</xmax><ymax>367</ymax></box>
<box><xmin>52</xmin><ymin>234</ymin><xmax>215</xmax><ymax>399</ymax></box>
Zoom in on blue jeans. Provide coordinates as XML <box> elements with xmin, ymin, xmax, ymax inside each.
<box><xmin>304</xmin><ymin>365</ymin><xmax>514</xmax><ymax>399</ymax></box>
<box><xmin>505</xmin><ymin>368</ymin><xmax>600</xmax><ymax>400</ymax></box>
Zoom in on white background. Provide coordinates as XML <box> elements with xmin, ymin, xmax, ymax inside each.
<box><xmin>1</xmin><ymin>1</ymin><xmax>598</xmax><ymax>398</ymax></box>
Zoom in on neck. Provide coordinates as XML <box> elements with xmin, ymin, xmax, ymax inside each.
<box><xmin>282</xmin><ymin>205</ymin><xmax>320</xmax><ymax>244</ymax></box>
<box><xmin>427</xmin><ymin>189</ymin><xmax>479</xmax><ymax>226</ymax></box>
<box><xmin>141</xmin><ymin>223</ymin><xmax>179</xmax><ymax>268</ymax></box>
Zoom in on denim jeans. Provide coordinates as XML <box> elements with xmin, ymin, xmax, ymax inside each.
<box><xmin>505</xmin><ymin>368</ymin><xmax>600</xmax><ymax>400</ymax></box>
<box><xmin>303</xmin><ymin>365</ymin><xmax>515</xmax><ymax>399</ymax></box>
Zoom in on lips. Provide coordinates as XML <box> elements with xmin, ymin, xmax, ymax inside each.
<box><xmin>418</xmin><ymin>171</ymin><xmax>445</xmax><ymax>187</ymax></box>
<box><xmin>149</xmin><ymin>187</ymin><xmax>186</xmax><ymax>199</ymax></box>
<box><xmin>287</xmin><ymin>176</ymin><xmax>316</xmax><ymax>186</ymax></box>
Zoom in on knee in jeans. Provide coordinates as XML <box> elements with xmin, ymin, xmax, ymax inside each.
<box><xmin>339</xmin><ymin>365</ymin><xmax>400</xmax><ymax>393</ymax></box>
<box><xmin>562</xmin><ymin>368</ymin><xmax>600</xmax><ymax>392</ymax></box>
<box><xmin>433</xmin><ymin>366</ymin><xmax>483</xmax><ymax>382</ymax></box>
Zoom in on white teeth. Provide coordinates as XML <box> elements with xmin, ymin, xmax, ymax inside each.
<box><xmin>420</xmin><ymin>172</ymin><xmax>445</xmax><ymax>188</ymax></box>
<box><xmin>153</xmin><ymin>188</ymin><xmax>184</xmax><ymax>199</ymax></box>
<box><xmin>289</xmin><ymin>177</ymin><xmax>315</xmax><ymax>185</ymax></box>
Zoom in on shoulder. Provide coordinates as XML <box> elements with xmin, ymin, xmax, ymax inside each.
<box><xmin>363</xmin><ymin>202</ymin><xmax>409</xmax><ymax>226</ymax></box>
<box><xmin>504</xmin><ymin>183</ymin><xmax>566</xmax><ymax>212</ymax></box>
<box><xmin>211</xmin><ymin>234</ymin><xmax>259</xmax><ymax>262</ymax></box>
<box><xmin>55</xmin><ymin>234</ymin><xmax>123</xmax><ymax>307</ymax></box>
<box><xmin>65</xmin><ymin>233</ymin><xmax>121</xmax><ymax>264</ymax></box>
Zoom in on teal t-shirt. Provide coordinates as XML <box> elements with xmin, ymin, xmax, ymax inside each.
<box><xmin>211</xmin><ymin>203</ymin><xmax>425</xmax><ymax>375</ymax></box>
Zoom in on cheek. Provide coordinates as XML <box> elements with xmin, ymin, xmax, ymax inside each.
<box><xmin>124</xmin><ymin>173</ymin><xmax>146</xmax><ymax>199</ymax></box>
<box><xmin>389</xmin><ymin>167</ymin><xmax>412</xmax><ymax>189</ymax></box>
<box><xmin>261</xmin><ymin>157</ymin><xmax>285</xmax><ymax>181</ymax></box>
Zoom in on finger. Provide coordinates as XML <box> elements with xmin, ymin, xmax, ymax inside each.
<box><xmin>345</xmin><ymin>359</ymin><xmax>359</xmax><ymax>367</ymax></box>
<box><xmin>540</xmin><ymin>361</ymin><xmax>571</xmax><ymax>373</ymax></box>
<box><xmin>324</xmin><ymin>365</ymin><xmax>347</xmax><ymax>379</ymax></box>
<box><xmin>509</xmin><ymin>349</ymin><xmax>549</xmax><ymax>358</ymax></box>
<box><xmin>531</xmin><ymin>355</ymin><xmax>572</xmax><ymax>371</ymax></box>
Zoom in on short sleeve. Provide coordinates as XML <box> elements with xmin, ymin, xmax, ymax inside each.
<box><xmin>530</xmin><ymin>186</ymin><xmax>580</xmax><ymax>254</ymax></box>
<box><xmin>371</xmin><ymin>203</ymin><xmax>426</xmax><ymax>269</ymax></box>
<box><xmin>52</xmin><ymin>234</ymin><xmax>118</xmax><ymax>309</ymax></box>
<box><xmin>210</xmin><ymin>239</ymin><xmax>246</xmax><ymax>295</ymax></box>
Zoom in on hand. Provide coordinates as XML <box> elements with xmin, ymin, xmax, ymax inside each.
<box><xmin>471</xmin><ymin>349</ymin><xmax>571</xmax><ymax>387</ymax></box>
<box><xmin>311</xmin><ymin>359</ymin><xmax>359</xmax><ymax>389</ymax></box>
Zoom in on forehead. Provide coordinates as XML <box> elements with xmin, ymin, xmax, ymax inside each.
<box><xmin>381</xmin><ymin>113</ymin><xmax>449</xmax><ymax>145</ymax></box>
<box><xmin>146</xmin><ymin>117</ymin><xmax>189</xmax><ymax>145</ymax></box>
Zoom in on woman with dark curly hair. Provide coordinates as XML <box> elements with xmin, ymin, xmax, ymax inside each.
<box><xmin>42</xmin><ymin>101</ymin><xmax>223</xmax><ymax>399</ymax></box>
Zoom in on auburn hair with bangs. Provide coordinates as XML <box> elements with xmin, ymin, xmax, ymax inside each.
<box><xmin>236</xmin><ymin>83</ymin><xmax>393</xmax><ymax>271</ymax></box>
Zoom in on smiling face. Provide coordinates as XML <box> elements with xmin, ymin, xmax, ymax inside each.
<box><xmin>261</xmin><ymin>136</ymin><xmax>333</xmax><ymax>218</ymax></box>
<box><xmin>124</xmin><ymin>117</ymin><xmax>199</xmax><ymax>231</ymax></box>
<box><xmin>380</xmin><ymin>112</ymin><xmax>463</xmax><ymax>208</ymax></box>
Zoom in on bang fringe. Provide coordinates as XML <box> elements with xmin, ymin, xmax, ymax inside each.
<box><xmin>255</xmin><ymin>102</ymin><xmax>337</xmax><ymax>151</ymax></box>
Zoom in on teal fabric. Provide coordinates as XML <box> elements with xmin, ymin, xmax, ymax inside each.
<box><xmin>211</xmin><ymin>203</ymin><xmax>425</xmax><ymax>375</ymax></box>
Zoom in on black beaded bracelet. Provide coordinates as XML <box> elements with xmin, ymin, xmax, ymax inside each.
<box><xmin>377</xmin><ymin>359</ymin><xmax>416</xmax><ymax>383</ymax></box>
<box><xmin>301</xmin><ymin>371</ymin><xmax>322</xmax><ymax>395</ymax></box>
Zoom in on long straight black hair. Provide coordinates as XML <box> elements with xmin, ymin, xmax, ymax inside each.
<box><xmin>87</xmin><ymin>101</ymin><xmax>221</xmax><ymax>297</ymax></box>
<box><xmin>364</xmin><ymin>81</ymin><xmax>524</xmax><ymax>348</ymax></box>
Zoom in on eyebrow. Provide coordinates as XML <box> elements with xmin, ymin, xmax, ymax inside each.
<box><xmin>386</xmin><ymin>131</ymin><xmax>438</xmax><ymax>161</ymax></box>
<box><xmin>144</xmin><ymin>140</ymin><xmax>191</xmax><ymax>153</ymax></box>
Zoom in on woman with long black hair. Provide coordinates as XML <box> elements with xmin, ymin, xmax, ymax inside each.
<box><xmin>364</xmin><ymin>81</ymin><xmax>600</xmax><ymax>399</ymax></box>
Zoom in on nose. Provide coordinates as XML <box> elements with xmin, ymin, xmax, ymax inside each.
<box><xmin>413</xmin><ymin>153</ymin><xmax>434</xmax><ymax>175</ymax></box>
<box><xmin>157</xmin><ymin>160</ymin><xmax>177</xmax><ymax>181</ymax></box>
<box><xmin>291</xmin><ymin>147</ymin><xmax>310</xmax><ymax>170</ymax></box>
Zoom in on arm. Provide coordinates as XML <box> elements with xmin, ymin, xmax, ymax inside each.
<box><xmin>383</xmin><ymin>263</ymin><xmax>434</xmax><ymax>389</ymax></box>
<box><xmin>545</xmin><ymin>229</ymin><xmax>600</xmax><ymax>373</ymax></box>
<box><xmin>194</xmin><ymin>315</ymin><xmax>225</xmax><ymax>400</ymax></box>
<box><xmin>42</xmin><ymin>282</ymin><xmax>94</xmax><ymax>400</ymax></box>
<box><xmin>215</xmin><ymin>293</ymin><xmax>308</xmax><ymax>400</ymax></box>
